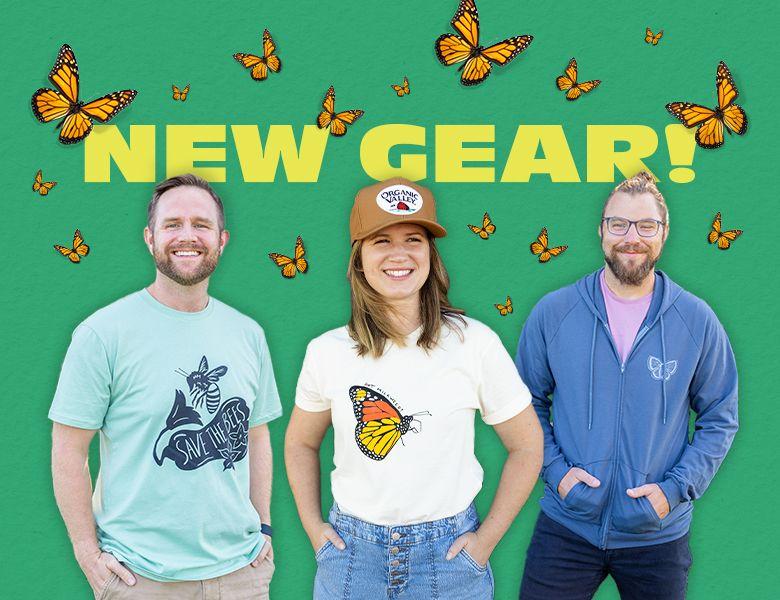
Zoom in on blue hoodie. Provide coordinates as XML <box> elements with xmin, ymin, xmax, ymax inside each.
<box><xmin>515</xmin><ymin>269</ymin><xmax>738</xmax><ymax>549</ymax></box>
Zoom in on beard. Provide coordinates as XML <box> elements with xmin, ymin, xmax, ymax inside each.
<box><xmin>152</xmin><ymin>241</ymin><xmax>220</xmax><ymax>286</ymax></box>
<box><xmin>604</xmin><ymin>242</ymin><xmax>660</xmax><ymax>286</ymax></box>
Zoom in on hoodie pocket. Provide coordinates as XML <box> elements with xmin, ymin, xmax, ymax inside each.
<box><xmin>559</xmin><ymin>460</ymin><xmax>610</xmax><ymax>522</ymax></box>
<box><xmin>611</xmin><ymin>465</ymin><xmax>660</xmax><ymax>534</ymax></box>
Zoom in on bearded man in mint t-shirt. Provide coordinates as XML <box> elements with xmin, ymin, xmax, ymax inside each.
<box><xmin>50</xmin><ymin>174</ymin><xmax>282</xmax><ymax>599</ymax></box>
<box><xmin>516</xmin><ymin>171</ymin><xmax>739</xmax><ymax>599</ymax></box>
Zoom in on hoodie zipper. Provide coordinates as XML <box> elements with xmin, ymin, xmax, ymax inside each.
<box><xmin>598</xmin><ymin>325</ymin><xmax>650</xmax><ymax>549</ymax></box>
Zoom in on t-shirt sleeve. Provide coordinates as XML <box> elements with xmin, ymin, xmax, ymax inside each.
<box><xmin>294</xmin><ymin>341</ymin><xmax>330</xmax><ymax>412</ymax></box>
<box><xmin>49</xmin><ymin>325</ymin><xmax>112</xmax><ymax>430</ymax></box>
<box><xmin>249</xmin><ymin>328</ymin><xmax>283</xmax><ymax>427</ymax></box>
<box><xmin>478</xmin><ymin>329</ymin><xmax>533</xmax><ymax>425</ymax></box>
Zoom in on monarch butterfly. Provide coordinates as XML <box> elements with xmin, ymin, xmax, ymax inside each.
<box><xmin>349</xmin><ymin>385</ymin><xmax>429</xmax><ymax>461</ymax></box>
<box><xmin>435</xmin><ymin>0</ymin><xmax>533</xmax><ymax>87</ymax></box>
<box><xmin>467</xmin><ymin>212</ymin><xmax>496</xmax><ymax>239</ymax></box>
<box><xmin>391</xmin><ymin>76</ymin><xmax>410</xmax><ymax>97</ymax></box>
<box><xmin>316</xmin><ymin>86</ymin><xmax>364</xmax><ymax>137</ymax></box>
<box><xmin>645</xmin><ymin>28</ymin><xmax>663</xmax><ymax>45</ymax></box>
<box><xmin>233</xmin><ymin>29</ymin><xmax>282</xmax><ymax>81</ymax></box>
<box><xmin>33</xmin><ymin>170</ymin><xmax>57</xmax><ymax>196</ymax></box>
<box><xmin>666</xmin><ymin>62</ymin><xmax>747</xmax><ymax>149</ymax></box>
<box><xmin>31</xmin><ymin>44</ymin><xmax>137</xmax><ymax>145</ymax></box>
<box><xmin>708</xmin><ymin>212</ymin><xmax>742</xmax><ymax>250</ymax></box>
<box><xmin>556</xmin><ymin>58</ymin><xmax>601</xmax><ymax>101</ymax></box>
<box><xmin>530</xmin><ymin>227</ymin><xmax>568</xmax><ymax>262</ymax></box>
<box><xmin>268</xmin><ymin>236</ymin><xmax>308</xmax><ymax>278</ymax></box>
<box><xmin>172</xmin><ymin>84</ymin><xmax>190</xmax><ymax>101</ymax></box>
<box><xmin>54</xmin><ymin>229</ymin><xmax>90</xmax><ymax>263</ymax></box>
<box><xmin>495</xmin><ymin>296</ymin><xmax>512</xmax><ymax>316</ymax></box>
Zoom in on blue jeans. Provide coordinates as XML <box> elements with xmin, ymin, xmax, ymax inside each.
<box><xmin>520</xmin><ymin>512</ymin><xmax>693</xmax><ymax>600</ymax></box>
<box><xmin>314</xmin><ymin>503</ymin><xmax>494</xmax><ymax>599</ymax></box>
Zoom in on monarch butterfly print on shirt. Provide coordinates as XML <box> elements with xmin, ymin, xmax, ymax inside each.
<box><xmin>349</xmin><ymin>385</ymin><xmax>430</xmax><ymax>461</ymax></box>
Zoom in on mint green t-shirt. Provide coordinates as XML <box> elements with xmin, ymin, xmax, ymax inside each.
<box><xmin>49</xmin><ymin>290</ymin><xmax>282</xmax><ymax>582</ymax></box>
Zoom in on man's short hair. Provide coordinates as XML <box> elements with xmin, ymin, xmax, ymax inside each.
<box><xmin>147</xmin><ymin>174</ymin><xmax>225</xmax><ymax>231</ymax></box>
<box><xmin>603</xmin><ymin>171</ymin><xmax>669</xmax><ymax>225</ymax></box>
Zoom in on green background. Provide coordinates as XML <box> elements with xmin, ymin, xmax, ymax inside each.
<box><xmin>2</xmin><ymin>0</ymin><xmax>777</xmax><ymax>597</ymax></box>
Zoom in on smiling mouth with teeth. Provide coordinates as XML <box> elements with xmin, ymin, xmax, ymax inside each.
<box><xmin>173</xmin><ymin>250</ymin><xmax>202</xmax><ymax>257</ymax></box>
<box><xmin>384</xmin><ymin>268</ymin><xmax>413</xmax><ymax>279</ymax></box>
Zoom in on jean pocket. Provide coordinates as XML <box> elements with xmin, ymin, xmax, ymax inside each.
<box><xmin>560</xmin><ymin>460</ymin><xmax>610</xmax><ymax>522</ymax></box>
<box><xmin>458</xmin><ymin>548</ymin><xmax>489</xmax><ymax>574</ymax></box>
<box><xmin>611</xmin><ymin>465</ymin><xmax>660</xmax><ymax>534</ymax></box>
<box><xmin>314</xmin><ymin>540</ymin><xmax>334</xmax><ymax>561</ymax></box>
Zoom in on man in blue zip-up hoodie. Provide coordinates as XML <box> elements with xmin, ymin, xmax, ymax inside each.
<box><xmin>516</xmin><ymin>172</ymin><xmax>738</xmax><ymax>600</ymax></box>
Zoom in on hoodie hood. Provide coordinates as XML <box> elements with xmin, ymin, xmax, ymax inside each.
<box><xmin>576</xmin><ymin>269</ymin><xmax>684</xmax><ymax>428</ymax></box>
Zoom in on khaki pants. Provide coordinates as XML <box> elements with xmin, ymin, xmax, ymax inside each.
<box><xmin>96</xmin><ymin>558</ymin><xmax>275</xmax><ymax>600</ymax></box>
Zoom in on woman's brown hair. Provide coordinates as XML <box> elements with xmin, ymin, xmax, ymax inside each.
<box><xmin>346</xmin><ymin>235</ymin><xmax>465</xmax><ymax>358</ymax></box>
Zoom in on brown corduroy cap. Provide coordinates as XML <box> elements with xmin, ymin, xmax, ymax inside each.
<box><xmin>349</xmin><ymin>178</ymin><xmax>447</xmax><ymax>243</ymax></box>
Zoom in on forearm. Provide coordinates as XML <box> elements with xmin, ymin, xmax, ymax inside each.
<box><xmin>478</xmin><ymin>445</ymin><xmax>542</xmax><ymax>549</ymax></box>
<box><xmin>249</xmin><ymin>425</ymin><xmax>273</xmax><ymax>524</ymax></box>
<box><xmin>52</xmin><ymin>446</ymin><xmax>99</xmax><ymax>560</ymax></box>
<box><xmin>285</xmin><ymin>441</ymin><xmax>326</xmax><ymax>543</ymax></box>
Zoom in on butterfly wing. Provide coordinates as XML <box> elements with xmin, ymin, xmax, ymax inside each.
<box><xmin>647</xmin><ymin>356</ymin><xmax>663</xmax><ymax>379</ymax></box>
<box><xmin>172</xmin><ymin>84</ymin><xmax>181</xmax><ymax>100</ymax></box>
<box><xmin>33</xmin><ymin>169</ymin><xmax>57</xmax><ymax>196</ymax></box>
<box><xmin>350</xmin><ymin>386</ymin><xmax>405</xmax><ymax>460</ymax></box>
<box><xmin>451</xmin><ymin>0</ymin><xmax>480</xmax><ymax>47</ymax></box>
<box><xmin>234</xmin><ymin>52</ymin><xmax>268</xmax><ymax>80</ymax></box>
<box><xmin>263</xmin><ymin>29</ymin><xmax>281</xmax><ymax>73</ymax></box>
<box><xmin>49</xmin><ymin>44</ymin><xmax>80</xmax><ymax>104</ymax></box>
<box><xmin>317</xmin><ymin>86</ymin><xmax>336</xmax><ymax>129</ymax></box>
<box><xmin>482</xmin><ymin>212</ymin><xmax>496</xmax><ymax>235</ymax></box>
<box><xmin>653</xmin><ymin>30</ymin><xmax>663</xmax><ymax>44</ymax></box>
<box><xmin>54</xmin><ymin>245</ymin><xmax>79</xmax><ymax>262</ymax></box>
<box><xmin>556</xmin><ymin>58</ymin><xmax>577</xmax><ymax>91</ymax></box>
<box><xmin>180</xmin><ymin>84</ymin><xmax>190</xmax><ymax>101</ymax></box>
<box><xmin>293</xmin><ymin>236</ymin><xmax>308</xmax><ymax>273</ymax></box>
<box><xmin>645</xmin><ymin>27</ymin><xmax>654</xmax><ymax>43</ymax></box>
<box><xmin>461</xmin><ymin>54</ymin><xmax>493</xmax><ymax>86</ymax></box>
<box><xmin>81</xmin><ymin>91</ymin><xmax>137</xmax><ymax>123</ymax></box>
<box><xmin>716</xmin><ymin>62</ymin><xmax>747</xmax><ymax>135</ymax></box>
<box><xmin>506</xmin><ymin>296</ymin><xmax>513</xmax><ymax>313</ymax></box>
<box><xmin>73</xmin><ymin>229</ymin><xmax>90</xmax><ymax>256</ymax></box>
<box><xmin>481</xmin><ymin>35</ymin><xmax>533</xmax><ymax>66</ymax></box>
<box><xmin>269</xmin><ymin>252</ymin><xmax>297</xmax><ymax>278</ymax></box>
<box><xmin>31</xmin><ymin>88</ymin><xmax>72</xmax><ymax>123</ymax></box>
<box><xmin>33</xmin><ymin>169</ymin><xmax>42</xmax><ymax>192</ymax></box>
<box><xmin>435</xmin><ymin>33</ymin><xmax>473</xmax><ymax>66</ymax></box>
<box><xmin>330</xmin><ymin>110</ymin><xmax>364</xmax><ymax>137</ymax></box>
<box><xmin>708</xmin><ymin>212</ymin><xmax>722</xmax><ymax>244</ymax></box>
<box><xmin>694</xmin><ymin>115</ymin><xmax>724</xmax><ymax>149</ymax></box>
<box><xmin>403</xmin><ymin>76</ymin><xmax>410</xmax><ymax>94</ymax></box>
<box><xmin>530</xmin><ymin>227</ymin><xmax>548</xmax><ymax>255</ymax></box>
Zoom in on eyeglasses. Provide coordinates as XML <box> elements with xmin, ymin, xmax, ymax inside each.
<box><xmin>602</xmin><ymin>217</ymin><xmax>665</xmax><ymax>237</ymax></box>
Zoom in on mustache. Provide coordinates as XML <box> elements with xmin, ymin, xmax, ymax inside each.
<box><xmin>614</xmin><ymin>243</ymin><xmax>650</xmax><ymax>254</ymax></box>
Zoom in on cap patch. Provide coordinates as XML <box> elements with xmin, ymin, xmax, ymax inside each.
<box><xmin>375</xmin><ymin>184</ymin><xmax>422</xmax><ymax>215</ymax></box>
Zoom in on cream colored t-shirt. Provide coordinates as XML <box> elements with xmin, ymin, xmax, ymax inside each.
<box><xmin>295</xmin><ymin>316</ymin><xmax>532</xmax><ymax>525</ymax></box>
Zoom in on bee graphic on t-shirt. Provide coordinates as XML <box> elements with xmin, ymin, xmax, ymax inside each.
<box><xmin>175</xmin><ymin>356</ymin><xmax>228</xmax><ymax>414</ymax></box>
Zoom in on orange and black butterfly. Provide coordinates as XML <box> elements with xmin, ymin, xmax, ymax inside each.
<box><xmin>268</xmin><ymin>236</ymin><xmax>308</xmax><ymax>278</ymax></box>
<box><xmin>233</xmin><ymin>29</ymin><xmax>282</xmax><ymax>81</ymax></box>
<box><xmin>435</xmin><ymin>0</ymin><xmax>533</xmax><ymax>86</ymax></box>
<box><xmin>530</xmin><ymin>228</ymin><xmax>568</xmax><ymax>262</ymax></box>
<box><xmin>172</xmin><ymin>84</ymin><xmax>190</xmax><ymax>101</ymax></box>
<box><xmin>54</xmin><ymin>229</ymin><xmax>90</xmax><ymax>263</ymax></box>
<box><xmin>645</xmin><ymin>28</ymin><xmax>663</xmax><ymax>45</ymax></box>
<box><xmin>666</xmin><ymin>62</ymin><xmax>747</xmax><ymax>149</ymax></box>
<box><xmin>350</xmin><ymin>385</ymin><xmax>429</xmax><ymax>461</ymax></box>
<box><xmin>467</xmin><ymin>212</ymin><xmax>496</xmax><ymax>239</ymax></box>
<box><xmin>708</xmin><ymin>212</ymin><xmax>742</xmax><ymax>250</ymax></box>
<box><xmin>391</xmin><ymin>76</ymin><xmax>410</xmax><ymax>97</ymax></box>
<box><xmin>31</xmin><ymin>44</ymin><xmax>137</xmax><ymax>145</ymax></box>
<box><xmin>316</xmin><ymin>86</ymin><xmax>364</xmax><ymax>137</ymax></box>
<box><xmin>556</xmin><ymin>58</ymin><xmax>601</xmax><ymax>101</ymax></box>
<box><xmin>495</xmin><ymin>296</ymin><xmax>512</xmax><ymax>316</ymax></box>
<box><xmin>33</xmin><ymin>170</ymin><xmax>57</xmax><ymax>196</ymax></box>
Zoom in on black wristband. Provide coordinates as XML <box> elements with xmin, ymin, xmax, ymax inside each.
<box><xmin>260</xmin><ymin>523</ymin><xmax>273</xmax><ymax>537</ymax></box>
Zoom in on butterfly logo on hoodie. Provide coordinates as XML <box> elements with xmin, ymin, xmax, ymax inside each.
<box><xmin>647</xmin><ymin>355</ymin><xmax>678</xmax><ymax>381</ymax></box>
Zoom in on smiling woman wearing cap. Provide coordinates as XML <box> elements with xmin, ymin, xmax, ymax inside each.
<box><xmin>284</xmin><ymin>178</ymin><xmax>543</xmax><ymax>599</ymax></box>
